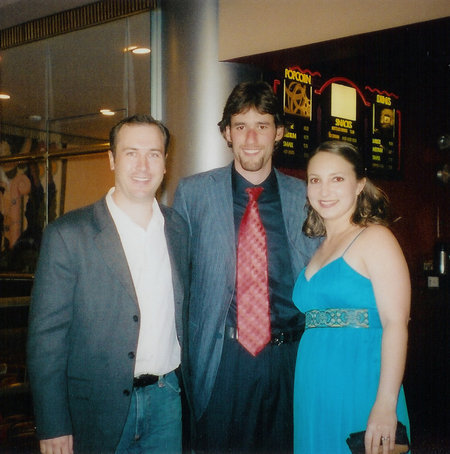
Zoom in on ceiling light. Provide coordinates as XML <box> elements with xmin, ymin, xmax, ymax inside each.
<box><xmin>123</xmin><ymin>46</ymin><xmax>150</xmax><ymax>54</ymax></box>
<box><xmin>132</xmin><ymin>47</ymin><xmax>151</xmax><ymax>55</ymax></box>
<box><xmin>100</xmin><ymin>109</ymin><xmax>115</xmax><ymax>116</ymax></box>
<box><xmin>0</xmin><ymin>93</ymin><xmax>11</xmax><ymax>100</ymax></box>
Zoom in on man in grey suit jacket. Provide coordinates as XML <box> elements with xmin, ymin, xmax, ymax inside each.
<box><xmin>173</xmin><ymin>81</ymin><xmax>319</xmax><ymax>453</ymax></box>
<box><xmin>27</xmin><ymin>115</ymin><xmax>189</xmax><ymax>454</ymax></box>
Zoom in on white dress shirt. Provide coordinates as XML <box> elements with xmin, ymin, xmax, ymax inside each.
<box><xmin>106</xmin><ymin>188</ymin><xmax>180</xmax><ymax>376</ymax></box>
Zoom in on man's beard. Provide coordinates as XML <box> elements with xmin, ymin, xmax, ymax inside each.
<box><xmin>239</xmin><ymin>155</ymin><xmax>266</xmax><ymax>172</ymax></box>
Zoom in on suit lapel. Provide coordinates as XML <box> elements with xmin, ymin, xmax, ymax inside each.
<box><xmin>161</xmin><ymin>207</ymin><xmax>183</xmax><ymax>306</ymax></box>
<box><xmin>208</xmin><ymin>166</ymin><xmax>235</xmax><ymax>256</ymax></box>
<box><xmin>276</xmin><ymin>170</ymin><xmax>304</xmax><ymax>276</ymax></box>
<box><xmin>92</xmin><ymin>199</ymin><xmax>138</xmax><ymax>304</ymax></box>
<box><xmin>277</xmin><ymin>171</ymin><xmax>297</xmax><ymax>242</ymax></box>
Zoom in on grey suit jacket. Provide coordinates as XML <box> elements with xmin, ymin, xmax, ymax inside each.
<box><xmin>27</xmin><ymin>197</ymin><xmax>189</xmax><ymax>453</ymax></box>
<box><xmin>173</xmin><ymin>163</ymin><xmax>319</xmax><ymax>420</ymax></box>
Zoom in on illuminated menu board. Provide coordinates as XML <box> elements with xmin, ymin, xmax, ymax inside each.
<box><xmin>366</xmin><ymin>88</ymin><xmax>401</xmax><ymax>176</ymax></box>
<box><xmin>275</xmin><ymin>67</ymin><xmax>319</xmax><ymax>169</ymax></box>
<box><xmin>272</xmin><ymin>68</ymin><xmax>402</xmax><ymax>178</ymax></box>
<box><xmin>315</xmin><ymin>77</ymin><xmax>368</xmax><ymax>150</ymax></box>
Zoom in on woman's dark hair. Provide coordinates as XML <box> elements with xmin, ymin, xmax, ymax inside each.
<box><xmin>218</xmin><ymin>81</ymin><xmax>285</xmax><ymax>134</ymax></box>
<box><xmin>109</xmin><ymin>114</ymin><xmax>170</xmax><ymax>157</ymax></box>
<box><xmin>303</xmin><ymin>140</ymin><xmax>390</xmax><ymax>237</ymax></box>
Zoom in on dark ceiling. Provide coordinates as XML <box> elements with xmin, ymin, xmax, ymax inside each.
<box><xmin>0</xmin><ymin>0</ymin><xmax>93</xmax><ymax>30</ymax></box>
<box><xmin>230</xmin><ymin>18</ymin><xmax>449</xmax><ymax>98</ymax></box>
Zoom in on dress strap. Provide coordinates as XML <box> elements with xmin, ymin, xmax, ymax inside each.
<box><xmin>341</xmin><ymin>227</ymin><xmax>367</xmax><ymax>258</ymax></box>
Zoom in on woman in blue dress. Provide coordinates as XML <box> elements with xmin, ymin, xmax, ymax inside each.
<box><xmin>293</xmin><ymin>141</ymin><xmax>410</xmax><ymax>454</ymax></box>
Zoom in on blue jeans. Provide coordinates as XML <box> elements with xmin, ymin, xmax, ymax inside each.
<box><xmin>115</xmin><ymin>370</ymin><xmax>182</xmax><ymax>453</ymax></box>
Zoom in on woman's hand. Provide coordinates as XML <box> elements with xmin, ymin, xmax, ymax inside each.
<box><xmin>364</xmin><ymin>402</ymin><xmax>397</xmax><ymax>454</ymax></box>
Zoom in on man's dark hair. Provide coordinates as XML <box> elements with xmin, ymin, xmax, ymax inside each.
<box><xmin>109</xmin><ymin>114</ymin><xmax>170</xmax><ymax>156</ymax></box>
<box><xmin>218</xmin><ymin>81</ymin><xmax>284</xmax><ymax>133</ymax></box>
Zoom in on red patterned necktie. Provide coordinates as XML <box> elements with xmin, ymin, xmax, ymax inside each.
<box><xmin>236</xmin><ymin>186</ymin><xmax>271</xmax><ymax>356</ymax></box>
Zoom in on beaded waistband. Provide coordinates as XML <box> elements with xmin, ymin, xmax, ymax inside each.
<box><xmin>305</xmin><ymin>308</ymin><xmax>369</xmax><ymax>329</ymax></box>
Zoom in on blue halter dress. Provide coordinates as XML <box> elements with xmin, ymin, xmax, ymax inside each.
<box><xmin>292</xmin><ymin>233</ymin><xmax>410</xmax><ymax>453</ymax></box>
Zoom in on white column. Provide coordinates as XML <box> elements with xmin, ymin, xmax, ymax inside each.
<box><xmin>158</xmin><ymin>0</ymin><xmax>260</xmax><ymax>203</ymax></box>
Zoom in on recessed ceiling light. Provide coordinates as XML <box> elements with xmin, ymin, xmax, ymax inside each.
<box><xmin>0</xmin><ymin>93</ymin><xmax>11</xmax><ymax>100</ymax></box>
<box><xmin>29</xmin><ymin>115</ymin><xmax>42</xmax><ymax>121</ymax></box>
<box><xmin>100</xmin><ymin>109</ymin><xmax>115</xmax><ymax>116</ymax></box>
<box><xmin>123</xmin><ymin>46</ymin><xmax>150</xmax><ymax>54</ymax></box>
<box><xmin>132</xmin><ymin>47</ymin><xmax>151</xmax><ymax>55</ymax></box>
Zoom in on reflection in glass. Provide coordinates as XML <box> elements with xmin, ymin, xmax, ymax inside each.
<box><xmin>0</xmin><ymin>12</ymin><xmax>151</xmax><ymax>273</ymax></box>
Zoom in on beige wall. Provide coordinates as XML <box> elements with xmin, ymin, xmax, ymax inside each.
<box><xmin>64</xmin><ymin>154</ymin><xmax>114</xmax><ymax>213</ymax></box>
<box><xmin>219</xmin><ymin>0</ymin><xmax>450</xmax><ymax>60</ymax></box>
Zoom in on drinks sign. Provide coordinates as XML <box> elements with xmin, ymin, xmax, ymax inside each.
<box><xmin>366</xmin><ymin>87</ymin><xmax>401</xmax><ymax>175</ymax></box>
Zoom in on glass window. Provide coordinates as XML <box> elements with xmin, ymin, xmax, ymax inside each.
<box><xmin>0</xmin><ymin>12</ymin><xmax>151</xmax><ymax>273</ymax></box>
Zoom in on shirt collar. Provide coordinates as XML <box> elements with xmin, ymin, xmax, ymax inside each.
<box><xmin>232</xmin><ymin>164</ymin><xmax>278</xmax><ymax>200</ymax></box>
<box><xmin>106</xmin><ymin>187</ymin><xmax>164</xmax><ymax>232</ymax></box>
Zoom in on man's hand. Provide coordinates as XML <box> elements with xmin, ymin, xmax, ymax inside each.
<box><xmin>40</xmin><ymin>435</ymin><xmax>73</xmax><ymax>454</ymax></box>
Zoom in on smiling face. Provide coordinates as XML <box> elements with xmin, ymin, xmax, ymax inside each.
<box><xmin>225</xmin><ymin>107</ymin><xmax>284</xmax><ymax>184</ymax></box>
<box><xmin>307</xmin><ymin>151</ymin><xmax>366</xmax><ymax>224</ymax></box>
<box><xmin>108</xmin><ymin>123</ymin><xmax>166</xmax><ymax>209</ymax></box>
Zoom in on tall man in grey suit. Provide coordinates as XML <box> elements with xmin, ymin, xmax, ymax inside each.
<box><xmin>173</xmin><ymin>81</ymin><xmax>319</xmax><ymax>453</ymax></box>
<box><xmin>27</xmin><ymin>115</ymin><xmax>189</xmax><ymax>454</ymax></box>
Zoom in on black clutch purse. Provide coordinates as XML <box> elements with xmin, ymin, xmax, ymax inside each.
<box><xmin>346</xmin><ymin>421</ymin><xmax>409</xmax><ymax>454</ymax></box>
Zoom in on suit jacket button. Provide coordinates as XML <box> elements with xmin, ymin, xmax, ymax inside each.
<box><xmin>128</xmin><ymin>352</ymin><xmax>135</xmax><ymax>359</ymax></box>
<box><xmin>123</xmin><ymin>389</ymin><xmax>130</xmax><ymax>396</ymax></box>
<box><xmin>133</xmin><ymin>315</ymin><xmax>139</xmax><ymax>322</ymax></box>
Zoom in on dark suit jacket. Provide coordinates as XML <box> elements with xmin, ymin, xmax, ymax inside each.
<box><xmin>27</xmin><ymin>197</ymin><xmax>189</xmax><ymax>453</ymax></box>
<box><xmin>172</xmin><ymin>164</ymin><xmax>319</xmax><ymax>420</ymax></box>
